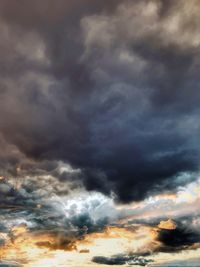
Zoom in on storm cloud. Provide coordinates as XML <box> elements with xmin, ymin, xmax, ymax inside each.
<box><xmin>0</xmin><ymin>0</ymin><xmax>200</xmax><ymax>204</ymax></box>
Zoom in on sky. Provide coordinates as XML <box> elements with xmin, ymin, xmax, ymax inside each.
<box><xmin>0</xmin><ymin>0</ymin><xmax>200</xmax><ymax>266</ymax></box>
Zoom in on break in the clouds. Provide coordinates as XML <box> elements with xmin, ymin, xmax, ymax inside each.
<box><xmin>0</xmin><ymin>0</ymin><xmax>200</xmax><ymax>266</ymax></box>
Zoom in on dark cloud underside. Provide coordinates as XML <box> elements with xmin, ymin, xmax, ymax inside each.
<box><xmin>0</xmin><ymin>0</ymin><xmax>200</xmax><ymax>202</ymax></box>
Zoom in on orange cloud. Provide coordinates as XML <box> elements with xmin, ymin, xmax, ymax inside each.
<box><xmin>158</xmin><ymin>219</ymin><xmax>177</xmax><ymax>230</ymax></box>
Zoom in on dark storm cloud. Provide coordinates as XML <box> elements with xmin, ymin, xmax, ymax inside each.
<box><xmin>157</xmin><ymin>227</ymin><xmax>199</xmax><ymax>252</ymax></box>
<box><xmin>92</xmin><ymin>254</ymin><xmax>153</xmax><ymax>266</ymax></box>
<box><xmin>0</xmin><ymin>0</ymin><xmax>200</xmax><ymax>202</ymax></box>
<box><xmin>156</xmin><ymin>218</ymin><xmax>200</xmax><ymax>253</ymax></box>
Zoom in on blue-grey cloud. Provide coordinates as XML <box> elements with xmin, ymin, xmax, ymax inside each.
<box><xmin>0</xmin><ymin>0</ymin><xmax>199</xmax><ymax>205</ymax></box>
<box><xmin>92</xmin><ymin>254</ymin><xmax>153</xmax><ymax>266</ymax></box>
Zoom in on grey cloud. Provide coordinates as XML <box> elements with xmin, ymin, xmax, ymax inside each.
<box><xmin>0</xmin><ymin>263</ymin><xmax>22</xmax><ymax>267</ymax></box>
<box><xmin>150</xmin><ymin>258</ymin><xmax>200</xmax><ymax>267</ymax></box>
<box><xmin>0</xmin><ymin>0</ymin><xmax>200</xmax><ymax>204</ymax></box>
<box><xmin>155</xmin><ymin>217</ymin><xmax>200</xmax><ymax>253</ymax></box>
<box><xmin>92</xmin><ymin>254</ymin><xmax>153</xmax><ymax>266</ymax></box>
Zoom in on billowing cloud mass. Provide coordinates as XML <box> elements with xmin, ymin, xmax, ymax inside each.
<box><xmin>0</xmin><ymin>0</ymin><xmax>200</xmax><ymax>266</ymax></box>
<box><xmin>0</xmin><ymin>0</ymin><xmax>200</xmax><ymax>202</ymax></box>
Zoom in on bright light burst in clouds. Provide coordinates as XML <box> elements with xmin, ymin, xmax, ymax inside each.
<box><xmin>0</xmin><ymin>0</ymin><xmax>200</xmax><ymax>266</ymax></box>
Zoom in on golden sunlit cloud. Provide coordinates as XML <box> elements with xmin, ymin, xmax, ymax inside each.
<box><xmin>158</xmin><ymin>219</ymin><xmax>177</xmax><ymax>230</ymax></box>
